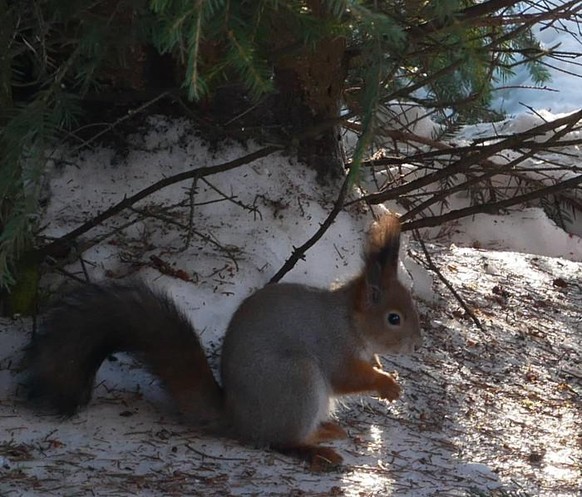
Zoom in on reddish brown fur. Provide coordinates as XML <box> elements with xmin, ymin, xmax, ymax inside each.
<box><xmin>352</xmin><ymin>214</ymin><xmax>402</xmax><ymax>313</ymax></box>
<box><xmin>310</xmin><ymin>422</ymin><xmax>349</xmax><ymax>443</ymax></box>
<box><xmin>29</xmin><ymin>214</ymin><xmax>419</xmax><ymax>472</ymax></box>
<box><xmin>331</xmin><ymin>357</ymin><xmax>401</xmax><ymax>400</ymax></box>
<box><xmin>366</xmin><ymin>214</ymin><xmax>401</xmax><ymax>255</ymax></box>
<box><xmin>279</xmin><ymin>445</ymin><xmax>344</xmax><ymax>471</ymax></box>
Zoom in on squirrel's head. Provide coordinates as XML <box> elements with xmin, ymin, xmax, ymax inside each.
<box><xmin>351</xmin><ymin>214</ymin><xmax>422</xmax><ymax>355</ymax></box>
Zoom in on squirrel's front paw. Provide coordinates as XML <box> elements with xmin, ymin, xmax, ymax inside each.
<box><xmin>374</xmin><ymin>369</ymin><xmax>401</xmax><ymax>401</ymax></box>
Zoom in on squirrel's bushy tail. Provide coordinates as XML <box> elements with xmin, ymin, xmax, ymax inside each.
<box><xmin>27</xmin><ymin>282</ymin><xmax>223</xmax><ymax>423</ymax></box>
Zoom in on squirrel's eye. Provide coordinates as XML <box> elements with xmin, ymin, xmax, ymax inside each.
<box><xmin>387</xmin><ymin>312</ymin><xmax>402</xmax><ymax>326</ymax></box>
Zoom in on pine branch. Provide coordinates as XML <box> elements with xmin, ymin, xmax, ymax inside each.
<box><xmin>399</xmin><ymin>112</ymin><xmax>581</xmax><ymax>222</ymax></box>
<box><xmin>358</xmin><ymin>109</ymin><xmax>582</xmax><ymax>206</ymax></box>
<box><xmin>407</xmin><ymin>0</ymin><xmax>518</xmax><ymax>38</ymax></box>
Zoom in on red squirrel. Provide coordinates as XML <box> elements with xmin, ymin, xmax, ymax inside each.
<box><xmin>27</xmin><ymin>214</ymin><xmax>422</xmax><ymax>468</ymax></box>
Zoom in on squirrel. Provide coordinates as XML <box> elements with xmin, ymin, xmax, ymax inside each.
<box><xmin>27</xmin><ymin>214</ymin><xmax>422</xmax><ymax>468</ymax></box>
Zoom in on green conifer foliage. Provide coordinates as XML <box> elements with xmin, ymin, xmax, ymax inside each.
<box><xmin>0</xmin><ymin>0</ymin><xmax>573</xmax><ymax>299</ymax></box>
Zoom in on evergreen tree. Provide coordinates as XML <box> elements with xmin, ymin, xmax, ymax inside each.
<box><xmin>0</xmin><ymin>0</ymin><xmax>579</xmax><ymax>307</ymax></box>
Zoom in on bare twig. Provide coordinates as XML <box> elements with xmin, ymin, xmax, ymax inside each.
<box><xmin>356</xmin><ymin>109</ymin><xmax>582</xmax><ymax>207</ymax></box>
<box><xmin>399</xmin><ymin>118</ymin><xmax>577</xmax><ymax>223</ymax></box>
<box><xmin>185</xmin><ymin>177</ymin><xmax>198</xmax><ymax>248</ymax></box>
<box><xmin>269</xmin><ymin>173</ymin><xmax>352</xmax><ymax>283</ymax></box>
<box><xmin>128</xmin><ymin>205</ymin><xmax>241</xmax><ymax>270</ymax></box>
<box><xmin>65</xmin><ymin>91</ymin><xmax>173</xmax><ymax>153</ymax></box>
<box><xmin>402</xmin><ymin>173</ymin><xmax>582</xmax><ymax>232</ymax></box>
<box><xmin>200</xmin><ymin>177</ymin><xmax>263</xmax><ymax>219</ymax></box>
<box><xmin>412</xmin><ymin>231</ymin><xmax>484</xmax><ymax>330</ymax></box>
<box><xmin>184</xmin><ymin>444</ymin><xmax>246</xmax><ymax>462</ymax></box>
<box><xmin>40</xmin><ymin>145</ymin><xmax>281</xmax><ymax>258</ymax></box>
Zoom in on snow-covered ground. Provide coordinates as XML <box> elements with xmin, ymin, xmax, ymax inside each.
<box><xmin>1</xmin><ymin>12</ymin><xmax>581</xmax><ymax>497</ymax></box>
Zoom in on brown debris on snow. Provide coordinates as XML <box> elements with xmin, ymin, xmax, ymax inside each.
<box><xmin>0</xmin><ymin>245</ymin><xmax>580</xmax><ymax>496</ymax></box>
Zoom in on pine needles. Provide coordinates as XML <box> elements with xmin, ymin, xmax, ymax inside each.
<box><xmin>1</xmin><ymin>0</ymin><xmax>581</xmax><ymax>296</ymax></box>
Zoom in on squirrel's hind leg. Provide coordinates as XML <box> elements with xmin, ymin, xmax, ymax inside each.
<box><xmin>277</xmin><ymin>443</ymin><xmax>344</xmax><ymax>471</ymax></box>
<box><xmin>226</xmin><ymin>355</ymin><xmax>332</xmax><ymax>445</ymax></box>
<box><xmin>277</xmin><ymin>421</ymin><xmax>346</xmax><ymax>470</ymax></box>
<box><xmin>246</xmin><ymin>356</ymin><xmax>344</xmax><ymax>470</ymax></box>
<box><xmin>312</xmin><ymin>421</ymin><xmax>348</xmax><ymax>442</ymax></box>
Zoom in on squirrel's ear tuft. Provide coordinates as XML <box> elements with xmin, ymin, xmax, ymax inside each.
<box><xmin>365</xmin><ymin>214</ymin><xmax>401</xmax><ymax>273</ymax></box>
<box><xmin>355</xmin><ymin>214</ymin><xmax>402</xmax><ymax>311</ymax></box>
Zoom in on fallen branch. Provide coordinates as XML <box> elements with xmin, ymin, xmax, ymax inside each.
<box><xmin>269</xmin><ymin>173</ymin><xmax>352</xmax><ymax>283</ymax></box>
<box><xmin>355</xmin><ymin>108</ymin><xmax>582</xmax><ymax>207</ymax></box>
<box><xmin>401</xmin><ymin>173</ymin><xmax>582</xmax><ymax>232</ymax></box>
<box><xmin>40</xmin><ymin>145</ymin><xmax>281</xmax><ymax>258</ymax></box>
<box><xmin>412</xmin><ymin>231</ymin><xmax>484</xmax><ymax>330</ymax></box>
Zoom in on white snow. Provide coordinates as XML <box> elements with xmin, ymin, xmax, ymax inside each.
<box><xmin>1</xmin><ymin>12</ymin><xmax>581</xmax><ymax>497</ymax></box>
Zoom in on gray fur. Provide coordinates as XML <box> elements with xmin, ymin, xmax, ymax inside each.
<box><xmin>220</xmin><ymin>279</ymin><xmax>421</xmax><ymax>448</ymax></box>
<box><xmin>28</xmin><ymin>215</ymin><xmax>422</xmax><ymax>460</ymax></box>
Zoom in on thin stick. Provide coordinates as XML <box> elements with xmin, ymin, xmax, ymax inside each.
<box><xmin>129</xmin><ymin>205</ymin><xmax>241</xmax><ymax>270</ymax></box>
<box><xmin>200</xmin><ymin>177</ymin><xmax>262</xmax><ymax>219</ymax></box>
<box><xmin>184</xmin><ymin>444</ymin><xmax>246</xmax><ymax>462</ymax></box>
<box><xmin>412</xmin><ymin>230</ymin><xmax>484</xmax><ymax>330</ymax></box>
<box><xmin>40</xmin><ymin>145</ymin><xmax>280</xmax><ymax>258</ymax></box>
<box><xmin>402</xmin><ymin>172</ymin><xmax>582</xmax><ymax>232</ymax></box>
<box><xmin>65</xmin><ymin>91</ymin><xmax>173</xmax><ymax>153</ymax></box>
<box><xmin>354</xmin><ymin>108</ymin><xmax>582</xmax><ymax>207</ymax></box>
<box><xmin>269</xmin><ymin>173</ymin><xmax>352</xmax><ymax>283</ymax></box>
